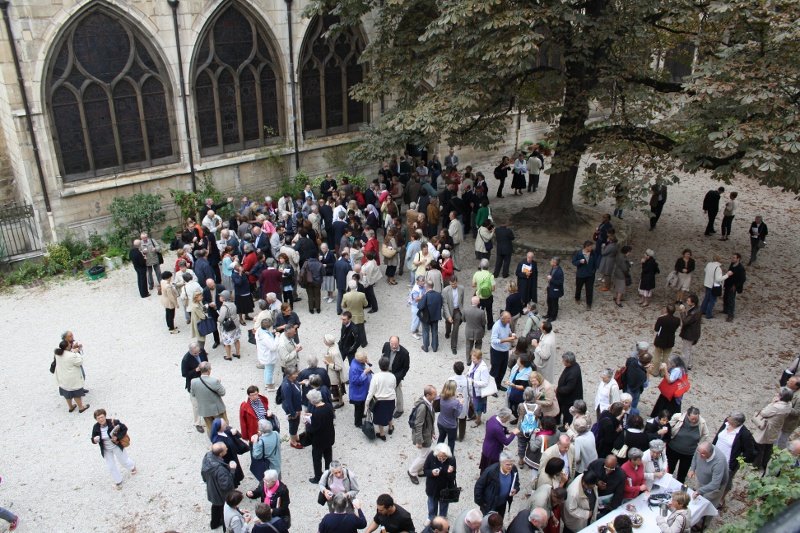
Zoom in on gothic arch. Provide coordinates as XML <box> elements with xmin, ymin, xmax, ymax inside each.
<box><xmin>44</xmin><ymin>4</ymin><xmax>178</xmax><ymax>181</ymax></box>
<box><xmin>190</xmin><ymin>1</ymin><xmax>286</xmax><ymax>156</ymax></box>
<box><xmin>299</xmin><ymin>15</ymin><xmax>368</xmax><ymax>137</ymax></box>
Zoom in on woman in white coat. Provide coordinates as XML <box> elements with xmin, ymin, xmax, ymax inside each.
<box><xmin>467</xmin><ymin>348</ymin><xmax>492</xmax><ymax>427</ymax></box>
<box><xmin>323</xmin><ymin>333</ymin><xmax>348</xmax><ymax>408</ymax></box>
<box><xmin>54</xmin><ymin>340</ymin><xmax>89</xmax><ymax>412</ymax></box>
<box><xmin>594</xmin><ymin>368</ymin><xmax>621</xmax><ymax>417</ymax></box>
<box><xmin>642</xmin><ymin>439</ymin><xmax>669</xmax><ymax>490</ymax></box>
<box><xmin>256</xmin><ymin>317</ymin><xmax>278</xmax><ymax>391</ymax></box>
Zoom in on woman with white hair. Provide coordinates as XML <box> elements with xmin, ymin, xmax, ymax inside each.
<box><xmin>423</xmin><ymin>443</ymin><xmax>457</xmax><ymax>525</ymax></box>
<box><xmin>642</xmin><ymin>439</ymin><xmax>668</xmax><ymax>490</ymax></box>
<box><xmin>323</xmin><ymin>333</ymin><xmax>348</xmax><ymax>408</ymax></box>
<box><xmin>638</xmin><ymin>249</ymin><xmax>660</xmax><ymax>307</ymax></box>
<box><xmin>305</xmin><ymin>389</ymin><xmax>336</xmax><ymax>483</ymax></box>
<box><xmin>621</xmin><ymin>447</ymin><xmax>647</xmax><ymax>499</ymax></box>
<box><xmin>256</xmin><ymin>317</ymin><xmax>278</xmax><ymax>390</ymax></box>
<box><xmin>246</xmin><ymin>469</ymin><xmax>291</xmax><ymax>527</ymax></box>
<box><xmin>595</xmin><ymin>368</ymin><xmax>621</xmax><ymax>417</ymax></box>
<box><xmin>318</xmin><ymin>460</ymin><xmax>360</xmax><ymax>511</ymax></box>
<box><xmin>250</xmin><ymin>418</ymin><xmax>281</xmax><ymax>482</ymax></box>
<box><xmin>217</xmin><ymin>290</ymin><xmax>241</xmax><ymax>361</ymax></box>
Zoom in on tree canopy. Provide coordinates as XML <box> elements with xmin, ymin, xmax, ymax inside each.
<box><xmin>306</xmin><ymin>0</ymin><xmax>800</xmax><ymax>223</ymax></box>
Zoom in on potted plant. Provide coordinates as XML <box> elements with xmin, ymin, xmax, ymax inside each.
<box><xmin>79</xmin><ymin>250</ymin><xmax>94</xmax><ymax>270</ymax></box>
<box><xmin>88</xmin><ymin>232</ymin><xmax>106</xmax><ymax>257</ymax></box>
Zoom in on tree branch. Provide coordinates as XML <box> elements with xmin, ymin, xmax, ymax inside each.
<box><xmin>623</xmin><ymin>76</ymin><xmax>688</xmax><ymax>94</ymax></box>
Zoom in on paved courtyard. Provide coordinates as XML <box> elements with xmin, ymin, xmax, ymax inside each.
<box><xmin>1</xmin><ymin>164</ymin><xmax>798</xmax><ymax>532</ymax></box>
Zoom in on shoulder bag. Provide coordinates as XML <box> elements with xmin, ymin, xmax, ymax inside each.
<box><xmin>197</xmin><ymin>312</ymin><xmax>217</xmax><ymax>337</ymax></box>
<box><xmin>439</xmin><ymin>479</ymin><xmax>462</xmax><ymax>503</ymax></box>
<box><xmin>198</xmin><ymin>376</ymin><xmax>222</xmax><ymax>397</ymax></box>
<box><xmin>221</xmin><ymin>304</ymin><xmax>238</xmax><ymax>332</ymax></box>
<box><xmin>479</xmin><ymin>374</ymin><xmax>498</xmax><ymax>398</ymax></box>
<box><xmin>50</xmin><ymin>357</ymin><xmax>57</xmax><ymax>374</ymax></box>
<box><xmin>711</xmin><ymin>267</ymin><xmax>723</xmax><ymax>297</ymax></box>
<box><xmin>658</xmin><ymin>373</ymin><xmax>691</xmax><ymax>401</ymax></box>
<box><xmin>111</xmin><ymin>421</ymin><xmax>131</xmax><ymax>448</ymax></box>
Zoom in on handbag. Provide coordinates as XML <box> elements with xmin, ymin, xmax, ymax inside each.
<box><xmin>479</xmin><ymin>377</ymin><xmax>498</xmax><ymax>398</ymax></box>
<box><xmin>666</xmin><ymin>270</ymin><xmax>678</xmax><ymax>288</ymax></box>
<box><xmin>317</xmin><ymin>490</ymin><xmax>328</xmax><ymax>506</ymax></box>
<box><xmin>157</xmin><ymin>251</ymin><xmax>164</xmax><ymax>265</ymax></box>
<box><xmin>624</xmin><ymin>271</ymin><xmax>632</xmax><ymax>286</ymax></box>
<box><xmin>118</xmin><ymin>434</ymin><xmax>131</xmax><ymax>448</ymax></box>
<box><xmin>50</xmin><ymin>357</ymin><xmax>57</xmax><ymax>374</ymax></box>
<box><xmin>362</xmin><ymin>411</ymin><xmax>376</xmax><ymax>441</ymax></box>
<box><xmin>198</xmin><ymin>315</ymin><xmax>217</xmax><ymax>336</ymax></box>
<box><xmin>612</xmin><ymin>444</ymin><xmax>629</xmax><ymax>459</ymax></box>
<box><xmin>248</xmin><ymin>329</ymin><xmax>257</xmax><ymax>345</ymax></box>
<box><xmin>524</xmin><ymin>434</ymin><xmax>550</xmax><ymax>468</ymax></box>
<box><xmin>658</xmin><ymin>373</ymin><xmax>691</xmax><ymax>401</ymax></box>
<box><xmin>221</xmin><ymin>306</ymin><xmax>238</xmax><ymax>332</ymax></box>
<box><xmin>711</xmin><ymin>284</ymin><xmax>722</xmax><ymax>297</ymax></box>
<box><xmin>439</xmin><ymin>485</ymin><xmax>462</xmax><ymax>503</ymax></box>
<box><xmin>381</xmin><ymin>243</ymin><xmax>397</xmax><ymax>259</ymax></box>
<box><xmin>417</xmin><ymin>306</ymin><xmax>430</xmax><ymax>324</ymax></box>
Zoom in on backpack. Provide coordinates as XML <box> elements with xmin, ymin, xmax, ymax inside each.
<box><xmin>476</xmin><ymin>272</ymin><xmax>493</xmax><ymax>299</ymax></box>
<box><xmin>614</xmin><ymin>364</ymin><xmax>628</xmax><ymax>389</ymax></box>
<box><xmin>520</xmin><ymin>404</ymin><xmax>539</xmax><ymax>437</ymax></box>
<box><xmin>275</xmin><ymin>384</ymin><xmax>284</xmax><ymax>405</ymax></box>
<box><xmin>408</xmin><ymin>403</ymin><xmax>419</xmax><ymax>429</ymax></box>
<box><xmin>298</xmin><ymin>263</ymin><xmax>311</xmax><ymax>288</ymax></box>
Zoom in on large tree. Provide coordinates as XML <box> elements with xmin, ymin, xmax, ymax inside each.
<box><xmin>307</xmin><ymin>0</ymin><xmax>800</xmax><ymax>224</ymax></box>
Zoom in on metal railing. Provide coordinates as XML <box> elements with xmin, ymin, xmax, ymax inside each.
<box><xmin>0</xmin><ymin>203</ymin><xmax>42</xmax><ymax>261</ymax></box>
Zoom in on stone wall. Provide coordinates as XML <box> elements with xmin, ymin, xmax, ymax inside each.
<box><xmin>0</xmin><ymin>0</ymin><xmax>549</xmax><ymax>244</ymax></box>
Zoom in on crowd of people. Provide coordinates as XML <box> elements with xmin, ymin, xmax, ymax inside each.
<box><xmin>24</xmin><ymin>148</ymin><xmax>797</xmax><ymax>533</ymax></box>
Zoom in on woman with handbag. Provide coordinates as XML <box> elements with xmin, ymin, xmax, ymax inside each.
<box><xmin>423</xmin><ymin>443</ymin><xmax>458</xmax><ymax>526</ymax></box>
<box><xmin>190</xmin><ymin>290</ymin><xmax>210</xmax><ymax>350</ymax></box>
<box><xmin>651</xmin><ymin>356</ymin><xmax>690</xmax><ymax>418</ymax></box>
<box><xmin>467</xmin><ymin>349</ymin><xmax>492</xmax><ymax>427</ymax></box>
<box><xmin>54</xmin><ymin>340</ymin><xmax>89</xmax><ymax>413</ymax></box>
<box><xmin>251</xmin><ymin>419</ymin><xmax>281</xmax><ymax>481</ymax></box>
<box><xmin>91</xmin><ymin>408</ymin><xmax>136</xmax><ymax>489</ymax></box>
<box><xmin>217</xmin><ymin>290</ymin><xmax>241</xmax><ymax>360</ymax></box>
<box><xmin>382</xmin><ymin>228</ymin><xmax>400</xmax><ymax>285</ymax></box>
<box><xmin>210</xmin><ymin>418</ymin><xmax>250</xmax><ymax>488</ymax></box>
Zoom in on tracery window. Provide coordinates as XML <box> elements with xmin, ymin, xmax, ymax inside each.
<box><xmin>193</xmin><ymin>3</ymin><xmax>284</xmax><ymax>155</ymax></box>
<box><xmin>299</xmin><ymin>16</ymin><xmax>367</xmax><ymax>136</ymax></box>
<box><xmin>46</xmin><ymin>7</ymin><xmax>176</xmax><ymax>180</ymax></box>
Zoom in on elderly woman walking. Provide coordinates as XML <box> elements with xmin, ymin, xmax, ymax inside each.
<box><xmin>160</xmin><ymin>271</ymin><xmax>180</xmax><ymax>333</ymax></box>
<box><xmin>323</xmin><ymin>333</ymin><xmax>348</xmax><ymax>408</ymax></box>
<box><xmin>424</xmin><ymin>443</ymin><xmax>458</xmax><ymax>524</ymax></box>
<box><xmin>91</xmin><ymin>408</ymin><xmax>136</xmax><ymax>489</ymax></box>
<box><xmin>638</xmin><ymin>249</ymin><xmax>660</xmax><ymax>307</ymax></box>
<box><xmin>480</xmin><ymin>407</ymin><xmax>521</xmax><ymax>472</ymax></box>
<box><xmin>54</xmin><ymin>340</ymin><xmax>89</xmax><ymax>413</ymax></box>
<box><xmin>348</xmin><ymin>349</ymin><xmax>373</xmax><ymax>428</ymax></box>
<box><xmin>218</xmin><ymin>290</ymin><xmax>241</xmax><ymax>360</ymax></box>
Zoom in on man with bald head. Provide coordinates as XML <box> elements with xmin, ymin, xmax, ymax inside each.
<box><xmin>451</xmin><ymin>508</ymin><xmax>482</xmax><ymax>533</ymax></box>
<box><xmin>382</xmin><ymin>336</ymin><xmax>410</xmax><ymax>418</ymax></box>
<box><xmin>539</xmin><ymin>435</ymin><xmax>577</xmax><ymax>486</ymax></box>
<box><xmin>201</xmin><ymin>441</ymin><xmax>236</xmax><ymax>529</ymax></box>
<box><xmin>507</xmin><ymin>507</ymin><xmax>548</xmax><ymax>532</ymax></box>
<box><xmin>129</xmin><ymin>239</ymin><xmax>149</xmax><ymax>298</ymax></box>
<box><xmin>688</xmin><ymin>442</ymin><xmax>729</xmax><ymax>509</ymax></box>
<box><xmin>462</xmin><ymin>296</ymin><xmax>487</xmax><ymax>363</ymax></box>
<box><xmin>489</xmin><ymin>311</ymin><xmax>516</xmax><ymax>391</ymax></box>
<box><xmin>585</xmin><ymin>455</ymin><xmax>625</xmax><ymax>515</ymax></box>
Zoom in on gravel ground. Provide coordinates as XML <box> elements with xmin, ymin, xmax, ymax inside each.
<box><xmin>1</xmin><ymin>164</ymin><xmax>798</xmax><ymax>532</ymax></box>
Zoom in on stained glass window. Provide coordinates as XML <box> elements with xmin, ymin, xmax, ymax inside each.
<box><xmin>299</xmin><ymin>16</ymin><xmax>368</xmax><ymax>136</ymax></box>
<box><xmin>46</xmin><ymin>7</ymin><xmax>176</xmax><ymax>180</ymax></box>
<box><xmin>192</xmin><ymin>4</ymin><xmax>284</xmax><ymax>155</ymax></box>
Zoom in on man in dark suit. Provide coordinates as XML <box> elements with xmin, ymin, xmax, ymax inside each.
<box><xmin>194</xmin><ymin>249</ymin><xmax>216</xmax><ymax>285</ymax></box>
<box><xmin>333</xmin><ymin>250</ymin><xmax>352</xmax><ymax>315</ymax></box>
<box><xmin>252</xmin><ymin>225</ymin><xmax>270</xmax><ymax>255</ymax></box>
<box><xmin>129</xmin><ymin>239</ymin><xmax>149</xmax><ymax>298</ymax></box>
<box><xmin>556</xmin><ymin>351</ymin><xmax>583</xmax><ymax>426</ymax></box>
<box><xmin>442</xmin><ymin>276</ymin><xmax>465</xmax><ymax>356</ymax></box>
<box><xmin>493</xmin><ymin>221</ymin><xmax>515</xmax><ymax>278</ymax></box>
<box><xmin>180</xmin><ymin>342</ymin><xmax>209</xmax><ymax>433</ymax></box>
<box><xmin>417</xmin><ymin>280</ymin><xmax>443</xmax><ymax>353</ymax></box>
<box><xmin>702</xmin><ymin>186</ymin><xmax>725</xmax><ymax>235</ymax></box>
<box><xmin>202</xmin><ymin>279</ymin><xmax>222</xmax><ymax>349</ymax></box>
<box><xmin>545</xmin><ymin>257</ymin><xmax>564</xmax><ymax>321</ymax></box>
<box><xmin>382</xmin><ymin>336</ymin><xmax>410</xmax><ymax>418</ymax></box>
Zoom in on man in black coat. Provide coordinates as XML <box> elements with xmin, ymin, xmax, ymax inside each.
<box><xmin>181</xmin><ymin>342</ymin><xmax>209</xmax><ymax>433</ymax></box>
<box><xmin>338</xmin><ymin>312</ymin><xmax>360</xmax><ymax>364</ymax></box>
<box><xmin>474</xmin><ymin>453</ymin><xmax>520</xmax><ymax>517</ymax></box>
<box><xmin>202</xmin><ymin>279</ymin><xmax>222</xmax><ymax>349</ymax></box>
<box><xmin>515</xmin><ymin>251</ymin><xmax>538</xmax><ymax>306</ymax></box>
<box><xmin>194</xmin><ymin>249</ymin><xmax>216</xmax><ymax>285</ymax></box>
<box><xmin>585</xmin><ymin>456</ymin><xmax>625</xmax><ymax>515</ymax></box>
<box><xmin>556</xmin><ymin>351</ymin><xmax>583</xmax><ymax>426</ymax></box>
<box><xmin>493</xmin><ymin>221</ymin><xmax>515</xmax><ymax>278</ymax></box>
<box><xmin>624</xmin><ymin>347</ymin><xmax>652</xmax><ymax>411</ymax></box>
<box><xmin>417</xmin><ymin>280</ymin><xmax>443</xmax><ymax>353</ymax></box>
<box><xmin>333</xmin><ymin>251</ymin><xmax>352</xmax><ymax>315</ymax></box>
<box><xmin>201</xmin><ymin>442</ymin><xmax>236</xmax><ymax>529</ymax></box>
<box><xmin>711</xmin><ymin>412</ymin><xmax>757</xmax><ymax>507</ymax></box>
<box><xmin>507</xmin><ymin>507</ymin><xmax>548</xmax><ymax>533</ymax></box>
<box><xmin>382</xmin><ymin>336</ymin><xmax>410</xmax><ymax>418</ymax></box>
<box><xmin>702</xmin><ymin>186</ymin><xmax>725</xmax><ymax>235</ymax></box>
<box><xmin>722</xmin><ymin>253</ymin><xmax>746</xmax><ymax>322</ymax></box>
<box><xmin>129</xmin><ymin>240</ymin><xmax>149</xmax><ymax>298</ymax></box>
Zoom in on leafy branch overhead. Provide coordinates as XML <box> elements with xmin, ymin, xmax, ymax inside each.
<box><xmin>307</xmin><ymin>0</ymin><xmax>800</xmax><ymax>222</ymax></box>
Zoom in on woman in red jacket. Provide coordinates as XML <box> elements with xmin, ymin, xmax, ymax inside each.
<box><xmin>621</xmin><ymin>447</ymin><xmax>647</xmax><ymax>500</ymax></box>
<box><xmin>240</xmin><ymin>385</ymin><xmax>271</xmax><ymax>441</ymax></box>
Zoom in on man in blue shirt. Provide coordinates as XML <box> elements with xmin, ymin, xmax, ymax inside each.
<box><xmin>490</xmin><ymin>311</ymin><xmax>516</xmax><ymax>391</ymax></box>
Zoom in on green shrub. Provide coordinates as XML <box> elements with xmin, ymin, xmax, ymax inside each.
<box><xmin>109</xmin><ymin>192</ymin><xmax>165</xmax><ymax>240</ymax></box>
<box><xmin>161</xmin><ymin>225</ymin><xmax>177</xmax><ymax>244</ymax></box>
<box><xmin>45</xmin><ymin>243</ymin><xmax>72</xmax><ymax>272</ymax></box>
<box><xmin>59</xmin><ymin>232</ymin><xmax>88</xmax><ymax>262</ymax></box>
<box><xmin>87</xmin><ymin>232</ymin><xmax>106</xmax><ymax>252</ymax></box>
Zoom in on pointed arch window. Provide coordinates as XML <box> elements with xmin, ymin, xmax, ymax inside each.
<box><xmin>46</xmin><ymin>7</ymin><xmax>177</xmax><ymax>181</ymax></box>
<box><xmin>299</xmin><ymin>16</ymin><xmax>368</xmax><ymax>137</ymax></box>
<box><xmin>192</xmin><ymin>3</ymin><xmax>284</xmax><ymax>156</ymax></box>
